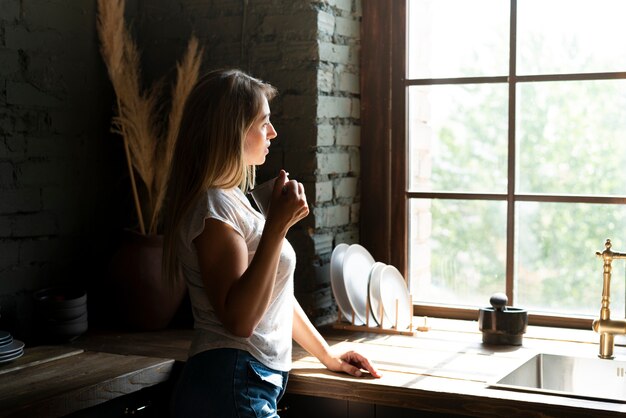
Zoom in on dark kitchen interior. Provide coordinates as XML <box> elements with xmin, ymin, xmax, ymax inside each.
<box><xmin>1</xmin><ymin>1</ymin><xmax>625</xmax><ymax>417</ymax></box>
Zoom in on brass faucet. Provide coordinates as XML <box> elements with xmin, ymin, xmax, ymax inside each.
<box><xmin>592</xmin><ymin>238</ymin><xmax>626</xmax><ymax>359</ymax></box>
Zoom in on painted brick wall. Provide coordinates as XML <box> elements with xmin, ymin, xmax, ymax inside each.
<box><xmin>305</xmin><ymin>0</ymin><xmax>362</xmax><ymax>324</ymax></box>
<box><xmin>0</xmin><ymin>0</ymin><xmax>362</xmax><ymax>337</ymax></box>
<box><xmin>0</xmin><ymin>0</ymin><xmax>125</xmax><ymax>339</ymax></box>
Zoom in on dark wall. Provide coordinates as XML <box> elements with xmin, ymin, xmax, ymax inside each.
<box><xmin>0</xmin><ymin>0</ymin><xmax>362</xmax><ymax>340</ymax></box>
<box><xmin>133</xmin><ymin>0</ymin><xmax>363</xmax><ymax>326</ymax></box>
<box><xmin>0</xmin><ymin>0</ymin><xmax>125</xmax><ymax>340</ymax></box>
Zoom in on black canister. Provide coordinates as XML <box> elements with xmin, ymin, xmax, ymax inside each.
<box><xmin>478</xmin><ymin>293</ymin><xmax>528</xmax><ymax>346</ymax></box>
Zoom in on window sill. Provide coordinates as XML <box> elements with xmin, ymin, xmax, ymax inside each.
<box><xmin>413</xmin><ymin>303</ymin><xmax>598</xmax><ymax>329</ymax></box>
<box><xmin>429</xmin><ymin>314</ymin><xmax>608</xmax><ymax>343</ymax></box>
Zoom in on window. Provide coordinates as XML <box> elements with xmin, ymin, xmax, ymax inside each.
<box><xmin>361</xmin><ymin>0</ymin><xmax>626</xmax><ymax>328</ymax></box>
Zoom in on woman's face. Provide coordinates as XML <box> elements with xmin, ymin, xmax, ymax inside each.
<box><xmin>243</xmin><ymin>97</ymin><xmax>277</xmax><ymax>166</ymax></box>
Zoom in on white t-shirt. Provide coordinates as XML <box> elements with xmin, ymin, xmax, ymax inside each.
<box><xmin>178</xmin><ymin>187</ymin><xmax>295</xmax><ymax>371</ymax></box>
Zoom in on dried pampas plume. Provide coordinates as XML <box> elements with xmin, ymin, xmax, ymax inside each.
<box><xmin>97</xmin><ymin>0</ymin><xmax>202</xmax><ymax>235</ymax></box>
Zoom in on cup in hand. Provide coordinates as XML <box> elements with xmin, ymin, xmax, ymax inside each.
<box><xmin>249</xmin><ymin>176</ymin><xmax>277</xmax><ymax>218</ymax></box>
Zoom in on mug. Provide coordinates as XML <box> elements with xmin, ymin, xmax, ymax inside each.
<box><xmin>249</xmin><ymin>177</ymin><xmax>277</xmax><ymax>217</ymax></box>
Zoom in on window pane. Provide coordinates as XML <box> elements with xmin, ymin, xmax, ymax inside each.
<box><xmin>518</xmin><ymin>0</ymin><xmax>626</xmax><ymax>75</ymax></box>
<box><xmin>516</xmin><ymin>202</ymin><xmax>626</xmax><ymax>317</ymax></box>
<box><xmin>409</xmin><ymin>198</ymin><xmax>507</xmax><ymax>307</ymax></box>
<box><xmin>407</xmin><ymin>0</ymin><xmax>509</xmax><ymax>79</ymax></box>
<box><xmin>516</xmin><ymin>80</ymin><xmax>626</xmax><ymax>195</ymax></box>
<box><xmin>408</xmin><ymin>84</ymin><xmax>508</xmax><ymax>193</ymax></box>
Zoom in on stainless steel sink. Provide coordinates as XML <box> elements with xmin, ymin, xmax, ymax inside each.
<box><xmin>490</xmin><ymin>353</ymin><xmax>626</xmax><ymax>403</ymax></box>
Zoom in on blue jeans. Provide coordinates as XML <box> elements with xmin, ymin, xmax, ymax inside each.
<box><xmin>170</xmin><ymin>348</ymin><xmax>289</xmax><ymax>418</ymax></box>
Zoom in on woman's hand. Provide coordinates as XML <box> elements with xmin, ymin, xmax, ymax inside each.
<box><xmin>291</xmin><ymin>300</ymin><xmax>381</xmax><ymax>379</ymax></box>
<box><xmin>265</xmin><ymin>169</ymin><xmax>309</xmax><ymax>232</ymax></box>
<box><xmin>323</xmin><ymin>351</ymin><xmax>382</xmax><ymax>378</ymax></box>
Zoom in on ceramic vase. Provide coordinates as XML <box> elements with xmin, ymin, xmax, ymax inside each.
<box><xmin>108</xmin><ymin>230</ymin><xmax>186</xmax><ymax>330</ymax></box>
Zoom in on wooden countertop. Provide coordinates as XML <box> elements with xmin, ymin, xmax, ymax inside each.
<box><xmin>0</xmin><ymin>345</ymin><xmax>174</xmax><ymax>417</ymax></box>
<box><xmin>2</xmin><ymin>318</ymin><xmax>625</xmax><ymax>417</ymax></box>
<box><xmin>288</xmin><ymin>320</ymin><xmax>626</xmax><ymax>418</ymax></box>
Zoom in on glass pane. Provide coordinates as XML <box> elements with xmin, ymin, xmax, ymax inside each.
<box><xmin>516</xmin><ymin>202</ymin><xmax>626</xmax><ymax>317</ymax></box>
<box><xmin>408</xmin><ymin>84</ymin><xmax>508</xmax><ymax>193</ymax></box>
<box><xmin>518</xmin><ymin>0</ymin><xmax>626</xmax><ymax>75</ymax></box>
<box><xmin>409</xmin><ymin>198</ymin><xmax>507</xmax><ymax>307</ymax></box>
<box><xmin>516</xmin><ymin>80</ymin><xmax>626</xmax><ymax>195</ymax></box>
<box><xmin>407</xmin><ymin>0</ymin><xmax>509</xmax><ymax>79</ymax></box>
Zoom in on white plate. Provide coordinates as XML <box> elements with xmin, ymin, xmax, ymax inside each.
<box><xmin>0</xmin><ymin>334</ymin><xmax>11</xmax><ymax>347</ymax></box>
<box><xmin>0</xmin><ymin>349</ymin><xmax>23</xmax><ymax>363</ymax></box>
<box><xmin>0</xmin><ymin>339</ymin><xmax>24</xmax><ymax>357</ymax></box>
<box><xmin>330</xmin><ymin>243</ymin><xmax>352</xmax><ymax>322</ymax></box>
<box><xmin>0</xmin><ymin>347</ymin><xmax>22</xmax><ymax>360</ymax></box>
<box><xmin>367</xmin><ymin>262</ymin><xmax>387</xmax><ymax>326</ymax></box>
<box><xmin>342</xmin><ymin>244</ymin><xmax>376</xmax><ymax>326</ymax></box>
<box><xmin>379</xmin><ymin>265</ymin><xmax>412</xmax><ymax>330</ymax></box>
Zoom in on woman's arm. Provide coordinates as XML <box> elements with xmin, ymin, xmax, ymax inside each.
<box><xmin>194</xmin><ymin>170</ymin><xmax>308</xmax><ymax>337</ymax></box>
<box><xmin>292</xmin><ymin>296</ymin><xmax>381</xmax><ymax>378</ymax></box>
<box><xmin>195</xmin><ymin>217</ymin><xmax>283</xmax><ymax>337</ymax></box>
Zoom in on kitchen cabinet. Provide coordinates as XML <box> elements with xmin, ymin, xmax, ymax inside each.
<box><xmin>279</xmin><ymin>393</ymin><xmax>469</xmax><ymax>418</ymax></box>
<box><xmin>64</xmin><ymin>381</ymin><xmax>174</xmax><ymax>418</ymax></box>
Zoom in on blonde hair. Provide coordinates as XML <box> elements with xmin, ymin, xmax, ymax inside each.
<box><xmin>162</xmin><ymin>69</ymin><xmax>277</xmax><ymax>285</ymax></box>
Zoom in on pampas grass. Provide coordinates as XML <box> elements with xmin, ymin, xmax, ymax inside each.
<box><xmin>97</xmin><ymin>0</ymin><xmax>202</xmax><ymax>235</ymax></box>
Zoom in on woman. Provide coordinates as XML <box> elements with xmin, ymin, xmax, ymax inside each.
<box><xmin>163</xmin><ymin>69</ymin><xmax>380</xmax><ymax>417</ymax></box>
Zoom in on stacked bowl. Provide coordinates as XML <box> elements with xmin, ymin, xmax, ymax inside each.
<box><xmin>33</xmin><ymin>287</ymin><xmax>88</xmax><ymax>342</ymax></box>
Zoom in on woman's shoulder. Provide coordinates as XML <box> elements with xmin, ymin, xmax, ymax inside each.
<box><xmin>204</xmin><ymin>187</ymin><xmax>240</xmax><ymax>205</ymax></box>
<box><xmin>205</xmin><ymin>187</ymin><xmax>226</xmax><ymax>198</ymax></box>
<box><xmin>202</xmin><ymin>187</ymin><xmax>251</xmax><ymax>215</ymax></box>
<box><xmin>199</xmin><ymin>187</ymin><xmax>259</xmax><ymax>238</ymax></box>
<box><xmin>180</xmin><ymin>188</ymin><xmax>246</xmax><ymax>249</ymax></box>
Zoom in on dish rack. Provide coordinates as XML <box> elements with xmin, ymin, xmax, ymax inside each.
<box><xmin>332</xmin><ymin>294</ymin><xmax>428</xmax><ymax>336</ymax></box>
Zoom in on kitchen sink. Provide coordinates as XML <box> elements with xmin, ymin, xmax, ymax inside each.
<box><xmin>490</xmin><ymin>353</ymin><xmax>626</xmax><ymax>403</ymax></box>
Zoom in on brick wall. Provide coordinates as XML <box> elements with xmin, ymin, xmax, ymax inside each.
<box><xmin>304</xmin><ymin>0</ymin><xmax>362</xmax><ymax>324</ymax></box>
<box><xmin>0</xmin><ymin>0</ymin><xmax>362</xmax><ymax>337</ymax></box>
<box><xmin>0</xmin><ymin>0</ymin><xmax>124</xmax><ymax>339</ymax></box>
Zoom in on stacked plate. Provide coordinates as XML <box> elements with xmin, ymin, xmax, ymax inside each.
<box><xmin>330</xmin><ymin>244</ymin><xmax>412</xmax><ymax>330</ymax></box>
<box><xmin>0</xmin><ymin>330</ymin><xmax>24</xmax><ymax>364</ymax></box>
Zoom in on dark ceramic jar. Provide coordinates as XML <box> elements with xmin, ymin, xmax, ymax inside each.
<box><xmin>478</xmin><ymin>293</ymin><xmax>528</xmax><ymax>346</ymax></box>
<box><xmin>108</xmin><ymin>230</ymin><xmax>187</xmax><ymax>330</ymax></box>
